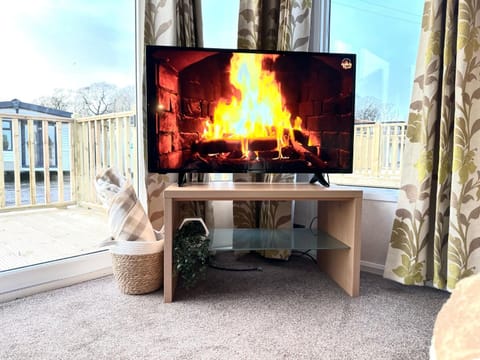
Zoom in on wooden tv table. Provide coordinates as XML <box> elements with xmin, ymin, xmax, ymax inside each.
<box><xmin>163</xmin><ymin>183</ymin><xmax>362</xmax><ymax>302</ymax></box>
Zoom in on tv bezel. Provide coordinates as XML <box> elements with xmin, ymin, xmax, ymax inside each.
<box><xmin>145</xmin><ymin>45</ymin><xmax>356</xmax><ymax>178</ymax></box>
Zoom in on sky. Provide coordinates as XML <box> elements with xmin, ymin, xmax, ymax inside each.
<box><xmin>330</xmin><ymin>0</ymin><xmax>424</xmax><ymax>120</ymax></box>
<box><xmin>0</xmin><ymin>0</ymin><xmax>135</xmax><ymax>103</ymax></box>
<box><xmin>202</xmin><ymin>0</ymin><xmax>239</xmax><ymax>49</ymax></box>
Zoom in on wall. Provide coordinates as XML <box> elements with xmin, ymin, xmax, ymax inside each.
<box><xmin>357</xmin><ymin>188</ymin><xmax>398</xmax><ymax>274</ymax></box>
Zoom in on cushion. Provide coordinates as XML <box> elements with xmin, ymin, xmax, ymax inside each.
<box><xmin>430</xmin><ymin>273</ymin><xmax>480</xmax><ymax>360</ymax></box>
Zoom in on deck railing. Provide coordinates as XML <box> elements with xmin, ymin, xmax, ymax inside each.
<box><xmin>331</xmin><ymin>121</ymin><xmax>407</xmax><ymax>188</ymax></box>
<box><xmin>0</xmin><ymin>113</ymin><xmax>75</xmax><ymax>210</ymax></box>
<box><xmin>72</xmin><ymin>111</ymin><xmax>138</xmax><ymax>206</ymax></box>
<box><xmin>1</xmin><ymin>114</ymin><xmax>405</xmax><ymax>211</ymax></box>
<box><xmin>1</xmin><ymin>111</ymin><xmax>137</xmax><ymax>211</ymax></box>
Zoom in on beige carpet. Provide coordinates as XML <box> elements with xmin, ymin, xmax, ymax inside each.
<box><xmin>0</xmin><ymin>252</ymin><xmax>449</xmax><ymax>360</ymax></box>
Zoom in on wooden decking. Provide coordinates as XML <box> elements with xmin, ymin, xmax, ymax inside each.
<box><xmin>0</xmin><ymin>206</ymin><xmax>110</xmax><ymax>271</ymax></box>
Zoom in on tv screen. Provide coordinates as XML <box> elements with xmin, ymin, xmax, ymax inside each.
<box><xmin>146</xmin><ymin>45</ymin><xmax>356</xmax><ymax>179</ymax></box>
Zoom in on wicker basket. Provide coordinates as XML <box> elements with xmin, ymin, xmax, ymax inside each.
<box><xmin>111</xmin><ymin>240</ymin><xmax>164</xmax><ymax>295</ymax></box>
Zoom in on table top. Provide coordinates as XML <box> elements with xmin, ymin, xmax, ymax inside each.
<box><xmin>163</xmin><ymin>182</ymin><xmax>363</xmax><ymax>201</ymax></box>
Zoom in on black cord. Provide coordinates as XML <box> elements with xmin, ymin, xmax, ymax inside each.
<box><xmin>208</xmin><ymin>258</ymin><xmax>263</xmax><ymax>272</ymax></box>
<box><xmin>285</xmin><ymin>217</ymin><xmax>320</xmax><ymax>264</ymax></box>
<box><xmin>308</xmin><ymin>216</ymin><xmax>318</xmax><ymax>233</ymax></box>
<box><xmin>291</xmin><ymin>249</ymin><xmax>317</xmax><ymax>264</ymax></box>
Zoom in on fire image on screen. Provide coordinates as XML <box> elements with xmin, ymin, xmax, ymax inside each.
<box><xmin>146</xmin><ymin>46</ymin><xmax>356</xmax><ymax>176</ymax></box>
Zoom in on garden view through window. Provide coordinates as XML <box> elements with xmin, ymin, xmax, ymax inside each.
<box><xmin>0</xmin><ymin>0</ymin><xmax>135</xmax><ymax>272</ymax></box>
<box><xmin>329</xmin><ymin>0</ymin><xmax>423</xmax><ymax>187</ymax></box>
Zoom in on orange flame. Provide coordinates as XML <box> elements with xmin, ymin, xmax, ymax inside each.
<box><xmin>202</xmin><ymin>53</ymin><xmax>302</xmax><ymax>156</ymax></box>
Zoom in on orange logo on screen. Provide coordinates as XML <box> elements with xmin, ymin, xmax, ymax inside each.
<box><xmin>341</xmin><ymin>58</ymin><xmax>352</xmax><ymax>70</ymax></box>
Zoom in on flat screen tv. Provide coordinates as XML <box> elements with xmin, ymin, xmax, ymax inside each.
<box><xmin>146</xmin><ymin>45</ymin><xmax>356</xmax><ymax>186</ymax></box>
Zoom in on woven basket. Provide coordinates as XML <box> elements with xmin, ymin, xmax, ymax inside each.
<box><xmin>111</xmin><ymin>240</ymin><xmax>164</xmax><ymax>295</ymax></box>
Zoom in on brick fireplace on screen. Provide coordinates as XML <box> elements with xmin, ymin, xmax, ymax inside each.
<box><xmin>148</xmin><ymin>49</ymin><xmax>354</xmax><ymax>174</ymax></box>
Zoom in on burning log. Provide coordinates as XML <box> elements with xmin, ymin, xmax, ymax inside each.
<box><xmin>291</xmin><ymin>141</ymin><xmax>328</xmax><ymax>169</ymax></box>
<box><xmin>205</xmin><ymin>158</ymin><xmax>250</xmax><ymax>172</ymax></box>
<box><xmin>293</xmin><ymin>129</ymin><xmax>309</xmax><ymax>147</ymax></box>
<box><xmin>256</xmin><ymin>150</ymin><xmax>279</xmax><ymax>160</ymax></box>
<box><xmin>193</xmin><ymin>139</ymin><xmax>241</xmax><ymax>154</ymax></box>
<box><xmin>248</xmin><ymin>137</ymin><xmax>277</xmax><ymax>151</ymax></box>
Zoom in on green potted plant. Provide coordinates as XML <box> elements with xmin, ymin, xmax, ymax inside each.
<box><xmin>174</xmin><ymin>218</ymin><xmax>210</xmax><ymax>289</ymax></box>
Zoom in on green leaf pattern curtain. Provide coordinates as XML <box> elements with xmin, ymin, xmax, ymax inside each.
<box><xmin>144</xmin><ymin>0</ymin><xmax>200</xmax><ymax>46</ymax></box>
<box><xmin>233</xmin><ymin>0</ymin><xmax>311</xmax><ymax>260</ymax></box>
<box><xmin>384</xmin><ymin>0</ymin><xmax>480</xmax><ymax>291</ymax></box>
<box><xmin>237</xmin><ymin>0</ymin><xmax>311</xmax><ymax>51</ymax></box>
<box><xmin>143</xmin><ymin>0</ymin><xmax>211</xmax><ymax>230</ymax></box>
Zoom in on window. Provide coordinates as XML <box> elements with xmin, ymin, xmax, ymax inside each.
<box><xmin>2</xmin><ymin>120</ymin><xmax>12</xmax><ymax>151</ymax></box>
<box><xmin>0</xmin><ymin>1</ymin><xmax>135</xmax><ymax>278</ymax></box>
<box><xmin>330</xmin><ymin>0</ymin><xmax>423</xmax><ymax>122</ymax></box>
<box><xmin>0</xmin><ymin>2</ymin><xmax>135</xmax><ymax>112</ymax></box>
<box><xmin>329</xmin><ymin>0</ymin><xmax>423</xmax><ymax>187</ymax></box>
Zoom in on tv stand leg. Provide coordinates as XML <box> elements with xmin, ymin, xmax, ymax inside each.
<box><xmin>178</xmin><ymin>172</ymin><xmax>186</xmax><ymax>187</ymax></box>
<box><xmin>316</xmin><ymin>198</ymin><xmax>361</xmax><ymax>297</ymax></box>
<box><xmin>310</xmin><ymin>173</ymin><xmax>330</xmax><ymax>187</ymax></box>
<box><xmin>164</xmin><ymin>197</ymin><xmax>176</xmax><ymax>302</ymax></box>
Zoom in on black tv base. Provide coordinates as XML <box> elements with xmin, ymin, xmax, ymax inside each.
<box><xmin>310</xmin><ymin>173</ymin><xmax>330</xmax><ymax>187</ymax></box>
<box><xmin>178</xmin><ymin>172</ymin><xmax>186</xmax><ymax>187</ymax></box>
<box><xmin>178</xmin><ymin>172</ymin><xmax>330</xmax><ymax>187</ymax></box>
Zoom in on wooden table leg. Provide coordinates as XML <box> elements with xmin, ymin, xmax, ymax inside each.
<box><xmin>317</xmin><ymin>198</ymin><xmax>361</xmax><ymax>297</ymax></box>
<box><xmin>164</xmin><ymin>198</ymin><xmax>174</xmax><ymax>302</ymax></box>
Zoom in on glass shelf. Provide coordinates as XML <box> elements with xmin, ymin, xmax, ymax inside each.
<box><xmin>209</xmin><ymin>228</ymin><xmax>349</xmax><ymax>251</ymax></box>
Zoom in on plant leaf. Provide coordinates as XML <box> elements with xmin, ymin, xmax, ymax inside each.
<box><xmin>396</xmin><ymin>208</ymin><xmax>412</xmax><ymax>220</ymax></box>
<box><xmin>392</xmin><ymin>265</ymin><xmax>408</xmax><ymax>278</ymax></box>
<box><xmin>468</xmin><ymin>237</ymin><xmax>480</xmax><ymax>255</ymax></box>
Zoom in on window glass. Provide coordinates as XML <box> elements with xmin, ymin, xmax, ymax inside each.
<box><xmin>201</xmin><ymin>0</ymin><xmax>239</xmax><ymax>49</ymax></box>
<box><xmin>2</xmin><ymin>120</ymin><xmax>12</xmax><ymax>151</ymax></box>
<box><xmin>329</xmin><ymin>0</ymin><xmax>423</xmax><ymax>187</ymax></box>
<box><xmin>48</xmin><ymin>122</ymin><xmax>57</xmax><ymax>167</ymax></box>
<box><xmin>0</xmin><ymin>1</ymin><xmax>135</xmax><ymax>272</ymax></box>
<box><xmin>0</xmin><ymin>1</ymin><xmax>135</xmax><ymax>113</ymax></box>
<box><xmin>330</xmin><ymin>0</ymin><xmax>423</xmax><ymax>121</ymax></box>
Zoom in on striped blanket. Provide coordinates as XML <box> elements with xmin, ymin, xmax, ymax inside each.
<box><xmin>95</xmin><ymin>168</ymin><xmax>156</xmax><ymax>242</ymax></box>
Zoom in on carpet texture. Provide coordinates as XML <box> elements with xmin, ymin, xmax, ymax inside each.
<box><xmin>0</xmin><ymin>252</ymin><xmax>449</xmax><ymax>360</ymax></box>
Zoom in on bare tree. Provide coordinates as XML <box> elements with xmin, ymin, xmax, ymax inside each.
<box><xmin>34</xmin><ymin>82</ymin><xmax>135</xmax><ymax>116</ymax></box>
<box><xmin>355</xmin><ymin>96</ymin><xmax>401</xmax><ymax>122</ymax></box>
<box><xmin>35</xmin><ymin>88</ymin><xmax>73</xmax><ymax>112</ymax></box>
<box><xmin>113</xmin><ymin>85</ymin><xmax>135</xmax><ymax>113</ymax></box>
<box><xmin>75</xmin><ymin>82</ymin><xmax>117</xmax><ymax>116</ymax></box>
<box><xmin>356</xmin><ymin>100</ymin><xmax>380</xmax><ymax>121</ymax></box>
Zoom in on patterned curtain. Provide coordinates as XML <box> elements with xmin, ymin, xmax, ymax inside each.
<box><xmin>142</xmin><ymin>0</ymin><xmax>212</xmax><ymax>230</ymax></box>
<box><xmin>233</xmin><ymin>0</ymin><xmax>311</xmax><ymax>260</ymax></box>
<box><xmin>144</xmin><ymin>0</ymin><xmax>200</xmax><ymax>45</ymax></box>
<box><xmin>237</xmin><ymin>0</ymin><xmax>311</xmax><ymax>51</ymax></box>
<box><xmin>384</xmin><ymin>0</ymin><xmax>480</xmax><ymax>291</ymax></box>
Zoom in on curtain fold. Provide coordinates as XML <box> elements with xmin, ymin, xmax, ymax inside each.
<box><xmin>176</xmin><ymin>0</ymin><xmax>202</xmax><ymax>47</ymax></box>
<box><xmin>142</xmin><ymin>0</ymin><xmax>212</xmax><ymax>230</ymax></box>
<box><xmin>237</xmin><ymin>0</ymin><xmax>311</xmax><ymax>51</ymax></box>
<box><xmin>234</xmin><ymin>0</ymin><xmax>311</xmax><ymax>260</ymax></box>
<box><xmin>384</xmin><ymin>0</ymin><xmax>480</xmax><ymax>291</ymax></box>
